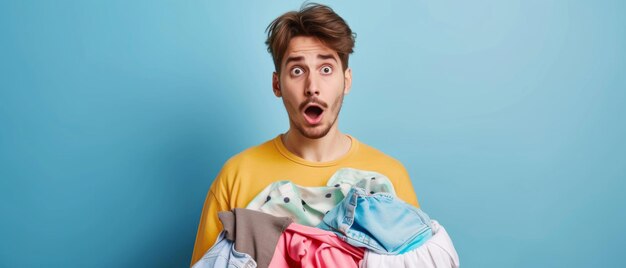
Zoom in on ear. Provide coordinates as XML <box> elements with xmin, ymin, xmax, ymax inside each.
<box><xmin>272</xmin><ymin>72</ymin><xmax>282</xmax><ymax>97</ymax></box>
<box><xmin>343</xmin><ymin>68</ymin><xmax>352</xmax><ymax>95</ymax></box>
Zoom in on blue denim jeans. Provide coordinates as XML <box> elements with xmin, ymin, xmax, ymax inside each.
<box><xmin>192</xmin><ymin>231</ymin><xmax>257</xmax><ymax>268</ymax></box>
<box><xmin>317</xmin><ymin>187</ymin><xmax>433</xmax><ymax>255</ymax></box>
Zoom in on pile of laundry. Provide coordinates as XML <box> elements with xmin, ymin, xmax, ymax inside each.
<box><xmin>193</xmin><ymin>168</ymin><xmax>460</xmax><ymax>268</ymax></box>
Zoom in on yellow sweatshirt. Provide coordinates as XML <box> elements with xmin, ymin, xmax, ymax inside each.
<box><xmin>190</xmin><ymin>135</ymin><xmax>420</xmax><ymax>266</ymax></box>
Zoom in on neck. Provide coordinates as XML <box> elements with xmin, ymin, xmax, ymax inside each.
<box><xmin>281</xmin><ymin>127</ymin><xmax>352</xmax><ymax>162</ymax></box>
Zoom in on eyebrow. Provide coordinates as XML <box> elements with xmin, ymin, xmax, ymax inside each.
<box><xmin>284</xmin><ymin>54</ymin><xmax>338</xmax><ymax>67</ymax></box>
<box><xmin>317</xmin><ymin>54</ymin><xmax>338</xmax><ymax>63</ymax></box>
<box><xmin>284</xmin><ymin>56</ymin><xmax>304</xmax><ymax>66</ymax></box>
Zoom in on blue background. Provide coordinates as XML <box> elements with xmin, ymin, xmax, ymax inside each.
<box><xmin>1</xmin><ymin>0</ymin><xmax>624</xmax><ymax>267</ymax></box>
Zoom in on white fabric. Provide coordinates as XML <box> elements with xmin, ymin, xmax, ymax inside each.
<box><xmin>361</xmin><ymin>220</ymin><xmax>460</xmax><ymax>268</ymax></box>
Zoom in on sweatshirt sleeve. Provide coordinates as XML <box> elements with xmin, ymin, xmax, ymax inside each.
<box><xmin>393</xmin><ymin>163</ymin><xmax>420</xmax><ymax>208</ymax></box>
<box><xmin>190</xmin><ymin>169</ymin><xmax>232</xmax><ymax>266</ymax></box>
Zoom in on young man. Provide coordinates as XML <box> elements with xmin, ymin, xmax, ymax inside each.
<box><xmin>191</xmin><ymin>4</ymin><xmax>420</xmax><ymax>266</ymax></box>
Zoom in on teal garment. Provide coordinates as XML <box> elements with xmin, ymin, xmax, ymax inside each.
<box><xmin>246</xmin><ymin>168</ymin><xmax>396</xmax><ymax>226</ymax></box>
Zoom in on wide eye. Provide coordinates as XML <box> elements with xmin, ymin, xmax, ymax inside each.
<box><xmin>321</xmin><ymin>66</ymin><xmax>333</xmax><ymax>75</ymax></box>
<box><xmin>291</xmin><ymin>67</ymin><xmax>304</xmax><ymax>76</ymax></box>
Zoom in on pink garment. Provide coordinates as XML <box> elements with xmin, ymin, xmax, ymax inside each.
<box><xmin>269</xmin><ymin>223</ymin><xmax>365</xmax><ymax>268</ymax></box>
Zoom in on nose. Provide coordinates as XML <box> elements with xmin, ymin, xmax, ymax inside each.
<box><xmin>304</xmin><ymin>73</ymin><xmax>320</xmax><ymax>97</ymax></box>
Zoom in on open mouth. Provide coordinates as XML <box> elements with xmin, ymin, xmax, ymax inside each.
<box><xmin>303</xmin><ymin>105</ymin><xmax>324</xmax><ymax>125</ymax></box>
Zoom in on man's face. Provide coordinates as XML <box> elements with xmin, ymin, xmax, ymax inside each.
<box><xmin>272</xmin><ymin>36</ymin><xmax>352</xmax><ymax>139</ymax></box>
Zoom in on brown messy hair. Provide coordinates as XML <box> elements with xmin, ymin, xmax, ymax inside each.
<box><xmin>265</xmin><ymin>3</ymin><xmax>356</xmax><ymax>73</ymax></box>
